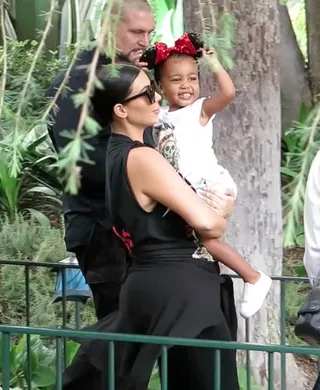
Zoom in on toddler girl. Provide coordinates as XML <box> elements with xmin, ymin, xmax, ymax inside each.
<box><xmin>141</xmin><ymin>32</ymin><xmax>272</xmax><ymax>318</ymax></box>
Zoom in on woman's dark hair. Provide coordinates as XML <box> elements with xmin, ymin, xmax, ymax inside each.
<box><xmin>91</xmin><ymin>63</ymin><xmax>141</xmax><ymax>126</ymax></box>
<box><xmin>141</xmin><ymin>33</ymin><xmax>204</xmax><ymax>83</ymax></box>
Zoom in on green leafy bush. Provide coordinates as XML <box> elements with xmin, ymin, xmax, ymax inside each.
<box><xmin>1</xmin><ymin>40</ymin><xmax>62</xmax><ymax>116</ymax></box>
<box><xmin>0</xmin><ymin>215</ymin><xmax>95</xmax><ymax>328</ymax></box>
<box><xmin>0</xmin><ymin>40</ymin><xmax>64</xmax><ymax>222</ymax></box>
<box><xmin>0</xmin><ymin>135</ymin><xmax>61</xmax><ymax>223</ymax></box>
<box><xmin>0</xmin><ymin>334</ymin><xmax>79</xmax><ymax>390</ymax></box>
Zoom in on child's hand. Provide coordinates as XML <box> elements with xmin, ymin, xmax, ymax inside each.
<box><xmin>200</xmin><ymin>47</ymin><xmax>218</xmax><ymax>61</ymax></box>
<box><xmin>199</xmin><ymin>188</ymin><xmax>235</xmax><ymax>218</ymax></box>
<box><xmin>200</xmin><ymin>48</ymin><xmax>222</xmax><ymax>72</ymax></box>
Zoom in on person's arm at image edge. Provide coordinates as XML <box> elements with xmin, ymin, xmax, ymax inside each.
<box><xmin>304</xmin><ymin>151</ymin><xmax>320</xmax><ymax>286</ymax></box>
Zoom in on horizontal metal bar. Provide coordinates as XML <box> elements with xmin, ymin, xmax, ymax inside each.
<box><xmin>1</xmin><ymin>325</ymin><xmax>320</xmax><ymax>355</ymax></box>
<box><xmin>0</xmin><ymin>260</ymin><xmax>311</xmax><ymax>282</ymax></box>
<box><xmin>1</xmin><ymin>332</ymin><xmax>10</xmax><ymax>390</ymax></box>
<box><xmin>0</xmin><ymin>259</ymin><xmax>79</xmax><ymax>269</ymax></box>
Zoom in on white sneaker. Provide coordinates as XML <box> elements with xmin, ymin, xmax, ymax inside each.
<box><xmin>240</xmin><ymin>271</ymin><xmax>272</xmax><ymax>319</ymax></box>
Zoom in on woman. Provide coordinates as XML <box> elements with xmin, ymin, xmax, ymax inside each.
<box><xmin>85</xmin><ymin>63</ymin><xmax>239</xmax><ymax>390</ymax></box>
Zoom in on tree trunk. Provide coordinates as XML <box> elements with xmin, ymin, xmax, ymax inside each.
<box><xmin>306</xmin><ymin>0</ymin><xmax>320</xmax><ymax>102</ymax></box>
<box><xmin>279</xmin><ymin>4</ymin><xmax>312</xmax><ymax>132</ymax></box>
<box><xmin>184</xmin><ymin>1</ymin><xmax>305</xmax><ymax>389</ymax></box>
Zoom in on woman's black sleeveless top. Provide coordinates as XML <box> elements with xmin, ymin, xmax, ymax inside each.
<box><xmin>106</xmin><ymin>133</ymin><xmax>198</xmax><ymax>260</ymax></box>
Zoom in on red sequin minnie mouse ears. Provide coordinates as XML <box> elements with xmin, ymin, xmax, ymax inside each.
<box><xmin>154</xmin><ymin>33</ymin><xmax>199</xmax><ymax>65</ymax></box>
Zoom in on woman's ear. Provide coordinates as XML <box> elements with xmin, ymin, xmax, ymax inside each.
<box><xmin>113</xmin><ymin>104</ymin><xmax>128</xmax><ymax>119</ymax></box>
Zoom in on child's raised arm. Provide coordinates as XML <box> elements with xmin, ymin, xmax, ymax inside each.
<box><xmin>201</xmin><ymin>48</ymin><xmax>235</xmax><ymax>119</ymax></box>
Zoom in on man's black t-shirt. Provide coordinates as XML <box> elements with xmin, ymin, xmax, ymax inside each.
<box><xmin>46</xmin><ymin>49</ymin><xmax>154</xmax><ymax>251</ymax></box>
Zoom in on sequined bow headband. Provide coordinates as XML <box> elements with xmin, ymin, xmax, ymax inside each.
<box><xmin>154</xmin><ymin>33</ymin><xmax>198</xmax><ymax>65</ymax></box>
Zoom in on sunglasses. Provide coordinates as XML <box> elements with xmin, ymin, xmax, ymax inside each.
<box><xmin>122</xmin><ymin>84</ymin><xmax>156</xmax><ymax>105</ymax></box>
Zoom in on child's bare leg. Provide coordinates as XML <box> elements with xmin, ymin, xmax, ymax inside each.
<box><xmin>201</xmin><ymin>237</ymin><xmax>260</xmax><ymax>284</ymax></box>
<box><xmin>200</xmin><ymin>236</ymin><xmax>272</xmax><ymax>318</ymax></box>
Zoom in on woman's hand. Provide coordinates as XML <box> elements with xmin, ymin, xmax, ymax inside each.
<box><xmin>199</xmin><ymin>188</ymin><xmax>235</xmax><ymax>218</ymax></box>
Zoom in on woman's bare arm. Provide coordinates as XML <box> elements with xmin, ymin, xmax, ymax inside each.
<box><xmin>127</xmin><ymin>147</ymin><xmax>226</xmax><ymax>239</ymax></box>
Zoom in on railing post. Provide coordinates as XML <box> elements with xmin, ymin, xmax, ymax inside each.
<box><xmin>245</xmin><ymin>318</ymin><xmax>251</xmax><ymax>390</ymax></box>
<box><xmin>161</xmin><ymin>346</ymin><xmax>168</xmax><ymax>390</ymax></box>
<box><xmin>1</xmin><ymin>332</ymin><xmax>11</xmax><ymax>390</ymax></box>
<box><xmin>214</xmin><ymin>349</ymin><xmax>221</xmax><ymax>390</ymax></box>
<box><xmin>268</xmin><ymin>352</ymin><xmax>274</xmax><ymax>390</ymax></box>
<box><xmin>280</xmin><ymin>279</ymin><xmax>287</xmax><ymax>390</ymax></box>
<box><xmin>108</xmin><ymin>341</ymin><xmax>115</xmax><ymax>390</ymax></box>
<box><xmin>75</xmin><ymin>301</ymin><xmax>81</xmax><ymax>328</ymax></box>
<box><xmin>61</xmin><ymin>268</ymin><xmax>67</xmax><ymax>368</ymax></box>
<box><xmin>56</xmin><ymin>336</ymin><xmax>63</xmax><ymax>390</ymax></box>
<box><xmin>25</xmin><ymin>264</ymin><xmax>32</xmax><ymax>390</ymax></box>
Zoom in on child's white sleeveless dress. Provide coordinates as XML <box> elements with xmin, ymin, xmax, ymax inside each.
<box><xmin>154</xmin><ymin>97</ymin><xmax>238</xmax><ymax>197</ymax></box>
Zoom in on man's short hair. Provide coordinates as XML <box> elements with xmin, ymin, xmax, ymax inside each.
<box><xmin>103</xmin><ymin>0</ymin><xmax>152</xmax><ymax>21</ymax></box>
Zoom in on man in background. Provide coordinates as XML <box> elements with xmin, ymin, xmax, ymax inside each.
<box><xmin>47</xmin><ymin>0</ymin><xmax>155</xmax><ymax>319</ymax></box>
